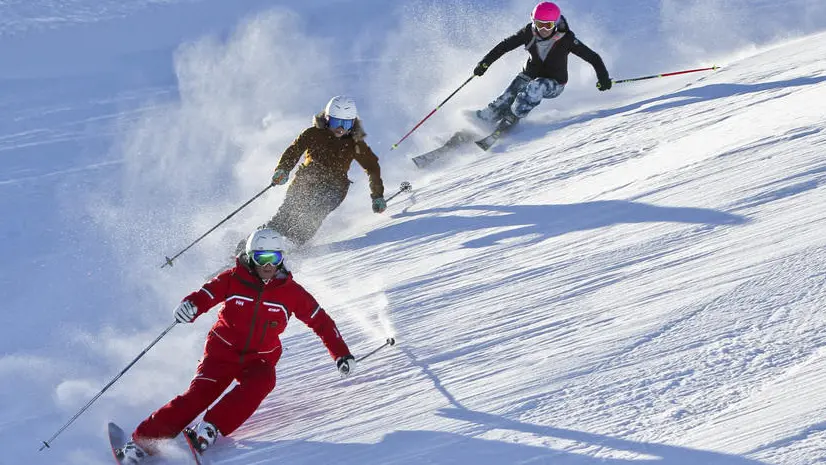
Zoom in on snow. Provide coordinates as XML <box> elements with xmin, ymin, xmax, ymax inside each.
<box><xmin>1</xmin><ymin>1</ymin><xmax>826</xmax><ymax>464</ymax></box>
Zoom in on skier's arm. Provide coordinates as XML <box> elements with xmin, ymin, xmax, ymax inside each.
<box><xmin>570</xmin><ymin>37</ymin><xmax>610</xmax><ymax>84</ymax></box>
<box><xmin>275</xmin><ymin>128</ymin><xmax>314</xmax><ymax>173</ymax></box>
<box><xmin>354</xmin><ymin>143</ymin><xmax>385</xmax><ymax>199</ymax></box>
<box><xmin>294</xmin><ymin>292</ymin><xmax>351</xmax><ymax>360</ymax></box>
<box><xmin>479</xmin><ymin>25</ymin><xmax>533</xmax><ymax>68</ymax></box>
<box><xmin>182</xmin><ymin>269</ymin><xmax>233</xmax><ymax>319</ymax></box>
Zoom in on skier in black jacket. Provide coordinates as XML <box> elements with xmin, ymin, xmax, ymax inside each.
<box><xmin>472</xmin><ymin>2</ymin><xmax>612</xmax><ymax>131</ymax></box>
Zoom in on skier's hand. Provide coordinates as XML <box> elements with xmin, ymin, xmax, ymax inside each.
<box><xmin>473</xmin><ymin>62</ymin><xmax>490</xmax><ymax>77</ymax></box>
<box><xmin>271</xmin><ymin>169</ymin><xmax>289</xmax><ymax>186</ymax></box>
<box><xmin>596</xmin><ymin>77</ymin><xmax>613</xmax><ymax>91</ymax></box>
<box><xmin>372</xmin><ymin>196</ymin><xmax>387</xmax><ymax>214</ymax></box>
<box><xmin>336</xmin><ymin>355</ymin><xmax>356</xmax><ymax>378</ymax></box>
<box><xmin>173</xmin><ymin>300</ymin><xmax>198</xmax><ymax>323</ymax></box>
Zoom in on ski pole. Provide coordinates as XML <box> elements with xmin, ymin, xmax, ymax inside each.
<box><xmin>357</xmin><ymin>337</ymin><xmax>396</xmax><ymax>363</ymax></box>
<box><xmin>162</xmin><ymin>184</ymin><xmax>273</xmax><ymax>268</ymax></box>
<box><xmin>39</xmin><ymin>321</ymin><xmax>179</xmax><ymax>451</ymax></box>
<box><xmin>390</xmin><ymin>76</ymin><xmax>475</xmax><ymax>150</ymax></box>
<box><xmin>603</xmin><ymin>65</ymin><xmax>720</xmax><ymax>88</ymax></box>
<box><xmin>385</xmin><ymin>182</ymin><xmax>413</xmax><ymax>203</ymax></box>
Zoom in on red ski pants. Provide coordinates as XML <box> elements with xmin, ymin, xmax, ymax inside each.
<box><xmin>133</xmin><ymin>356</ymin><xmax>276</xmax><ymax>443</ymax></box>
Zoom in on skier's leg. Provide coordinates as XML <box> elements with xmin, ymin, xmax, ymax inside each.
<box><xmin>133</xmin><ymin>358</ymin><xmax>235</xmax><ymax>448</ymax></box>
<box><xmin>285</xmin><ymin>184</ymin><xmax>349</xmax><ymax>245</ymax></box>
<box><xmin>202</xmin><ymin>359</ymin><xmax>277</xmax><ymax>435</ymax></box>
<box><xmin>510</xmin><ymin>77</ymin><xmax>565</xmax><ymax>119</ymax></box>
<box><xmin>231</xmin><ymin>179</ymin><xmax>307</xmax><ymax>255</ymax></box>
<box><xmin>232</xmin><ymin>179</ymin><xmax>309</xmax><ymax>255</ymax></box>
<box><xmin>265</xmin><ymin>176</ymin><xmax>323</xmax><ymax>245</ymax></box>
<box><xmin>264</xmin><ymin>198</ymin><xmax>299</xmax><ymax>238</ymax></box>
<box><xmin>477</xmin><ymin>73</ymin><xmax>531</xmax><ymax>122</ymax></box>
<box><xmin>265</xmin><ymin>180</ymin><xmax>307</xmax><ymax>240</ymax></box>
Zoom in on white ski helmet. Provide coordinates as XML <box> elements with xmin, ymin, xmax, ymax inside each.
<box><xmin>324</xmin><ymin>95</ymin><xmax>358</xmax><ymax>120</ymax></box>
<box><xmin>245</xmin><ymin>229</ymin><xmax>286</xmax><ymax>255</ymax></box>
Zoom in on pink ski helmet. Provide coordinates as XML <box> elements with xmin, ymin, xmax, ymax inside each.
<box><xmin>532</xmin><ymin>2</ymin><xmax>562</xmax><ymax>23</ymax></box>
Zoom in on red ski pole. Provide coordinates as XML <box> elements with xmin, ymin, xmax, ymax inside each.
<box><xmin>600</xmin><ymin>65</ymin><xmax>721</xmax><ymax>88</ymax></box>
<box><xmin>390</xmin><ymin>76</ymin><xmax>475</xmax><ymax>150</ymax></box>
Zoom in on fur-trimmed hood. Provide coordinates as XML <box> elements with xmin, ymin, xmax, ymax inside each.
<box><xmin>313</xmin><ymin>112</ymin><xmax>367</xmax><ymax>142</ymax></box>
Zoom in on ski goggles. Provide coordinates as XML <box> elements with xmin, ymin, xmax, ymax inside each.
<box><xmin>250</xmin><ymin>250</ymin><xmax>284</xmax><ymax>267</ymax></box>
<box><xmin>327</xmin><ymin>116</ymin><xmax>355</xmax><ymax>131</ymax></box>
<box><xmin>533</xmin><ymin>19</ymin><xmax>556</xmax><ymax>31</ymax></box>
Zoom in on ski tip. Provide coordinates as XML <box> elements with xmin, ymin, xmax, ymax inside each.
<box><xmin>108</xmin><ymin>421</ymin><xmax>129</xmax><ymax>465</ymax></box>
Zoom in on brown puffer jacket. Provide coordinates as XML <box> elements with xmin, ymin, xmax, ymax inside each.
<box><xmin>275</xmin><ymin>113</ymin><xmax>384</xmax><ymax>199</ymax></box>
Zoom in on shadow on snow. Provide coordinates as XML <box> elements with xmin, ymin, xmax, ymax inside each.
<box><xmin>327</xmin><ymin>201</ymin><xmax>748</xmax><ymax>251</ymax></box>
<box><xmin>535</xmin><ymin>76</ymin><xmax>826</xmax><ymax>135</ymax></box>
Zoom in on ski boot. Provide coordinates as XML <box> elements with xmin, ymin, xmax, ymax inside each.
<box><xmin>497</xmin><ymin>109</ymin><xmax>520</xmax><ymax>131</ymax></box>
<box><xmin>475</xmin><ymin>106</ymin><xmax>502</xmax><ymax>124</ymax></box>
<box><xmin>475</xmin><ymin>110</ymin><xmax>520</xmax><ymax>151</ymax></box>
<box><xmin>116</xmin><ymin>440</ymin><xmax>147</xmax><ymax>464</ymax></box>
<box><xmin>184</xmin><ymin>421</ymin><xmax>219</xmax><ymax>453</ymax></box>
<box><xmin>463</xmin><ymin>107</ymin><xmax>500</xmax><ymax>132</ymax></box>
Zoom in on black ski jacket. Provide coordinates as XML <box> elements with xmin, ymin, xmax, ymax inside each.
<box><xmin>480</xmin><ymin>16</ymin><xmax>609</xmax><ymax>84</ymax></box>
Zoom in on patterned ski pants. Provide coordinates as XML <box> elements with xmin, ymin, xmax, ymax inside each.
<box><xmin>486</xmin><ymin>73</ymin><xmax>565</xmax><ymax>119</ymax></box>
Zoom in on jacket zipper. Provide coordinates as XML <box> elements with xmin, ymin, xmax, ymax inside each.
<box><xmin>240</xmin><ymin>287</ymin><xmax>264</xmax><ymax>364</ymax></box>
<box><xmin>259</xmin><ymin>321</ymin><xmax>277</xmax><ymax>348</ymax></box>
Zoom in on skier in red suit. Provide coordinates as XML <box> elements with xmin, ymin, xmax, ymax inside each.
<box><xmin>115</xmin><ymin>228</ymin><xmax>356</xmax><ymax>464</ymax></box>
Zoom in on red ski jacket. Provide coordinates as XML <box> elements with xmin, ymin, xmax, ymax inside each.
<box><xmin>184</xmin><ymin>257</ymin><xmax>351</xmax><ymax>365</ymax></box>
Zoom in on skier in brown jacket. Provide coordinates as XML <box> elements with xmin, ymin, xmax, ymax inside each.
<box><xmin>262</xmin><ymin>95</ymin><xmax>386</xmax><ymax>247</ymax></box>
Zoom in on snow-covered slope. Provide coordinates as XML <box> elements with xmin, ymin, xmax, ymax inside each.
<box><xmin>2</xmin><ymin>2</ymin><xmax>825</xmax><ymax>465</ymax></box>
<box><xmin>234</xmin><ymin>32</ymin><xmax>826</xmax><ymax>465</ymax></box>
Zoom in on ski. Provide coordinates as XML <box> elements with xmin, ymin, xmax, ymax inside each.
<box><xmin>474</xmin><ymin>120</ymin><xmax>516</xmax><ymax>151</ymax></box>
<box><xmin>108</xmin><ymin>422</ymin><xmax>129</xmax><ymax>465</ymax></box>
<box><xmin>411</xmin><ymin>130</ymin><xmax>479</xmax><ymax>168</ymax></box>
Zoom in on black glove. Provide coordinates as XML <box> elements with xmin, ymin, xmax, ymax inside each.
<box><xmin>473</xmin><ymin>62</ymin><xmax>490</xmax><ymax>77</ymax></box>
<box><xmin>597</xmin><ymin>77</ymin><xmax>613</xmax><ymax>91</ymax></box>
<box><xmin>336</xmin><ymin>355</ymin><xmax>356</xmax><ymax>377</ymax></box>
